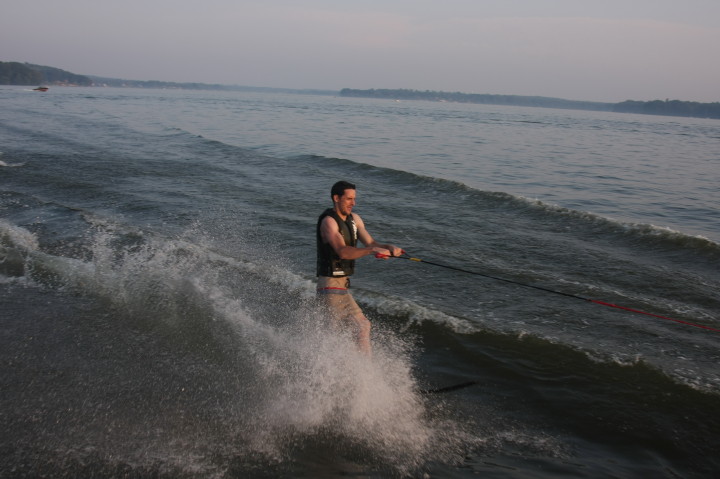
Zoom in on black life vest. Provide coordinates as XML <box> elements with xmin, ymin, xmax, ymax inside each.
<box><xmin>316</xmin><ymin>208</ymin><xmax>357</xmax><ymax>277</ymax></box>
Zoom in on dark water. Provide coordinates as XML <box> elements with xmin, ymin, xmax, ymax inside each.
<box><xmin>1</xmin><ymin>86</ymin><xmax>719</xmax><ymax>478</ymax></box>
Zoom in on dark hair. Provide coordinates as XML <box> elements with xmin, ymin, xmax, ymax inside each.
<box><xmin>331</xmin><ymin>180</ymin><xmax>356</xmax><ymax>199</ymax></box>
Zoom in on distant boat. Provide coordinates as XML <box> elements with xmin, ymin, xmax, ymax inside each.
<box><xmin>33</xmin><ymin>86</ymin><xmax>49</xmax><ymax>92</ymax></box>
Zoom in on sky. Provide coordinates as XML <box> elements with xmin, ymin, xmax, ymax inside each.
<box><xmin>2</xmin><ymin>0</ymin><xmax>719</xmax><ymax>102</ymax></box>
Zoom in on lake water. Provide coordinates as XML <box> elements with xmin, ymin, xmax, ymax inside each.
<box><xmin>1</xmin><ymin>86</ymin><xmax>719</xmax><ymax>478</ymax></box>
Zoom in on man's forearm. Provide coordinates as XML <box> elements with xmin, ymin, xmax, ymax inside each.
<box><xmin>337</xmin><ymin>245</ymin><xmax>377</xmax><ymax>260</ymax></box>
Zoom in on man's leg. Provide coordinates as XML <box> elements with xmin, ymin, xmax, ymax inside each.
<box><xmin>317</xmin><ymin>277</ymin><xmax>372</xmax><ymax>355</ymax></box>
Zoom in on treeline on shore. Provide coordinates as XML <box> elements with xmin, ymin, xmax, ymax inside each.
<box><xmin>0</xmin><ymin>61</ymin><xmax>334</xmax><ymax>95</ymax></box>
<box><xmin>342</xmin><ymin>88</ymin><xmax>613</xmax><ymax>112</ymax></box>
<box><xmin>0</xmin><ymin>62</ymin><xmax>93</xmax><ymax>86</ymax></box>
<box><xmin>0</xmin><ymin>61</ymin><xmax>259</xmax><ymax>91</ymax></box>
<box><xmin>340</xmin><ymin>88</ymin><xmax>720</xmax><ymax>120</ymax></box>
<box><xmin>612</xmin><ymin>99</ymin><xmax>720</xmax><ymax>118</ymax></box>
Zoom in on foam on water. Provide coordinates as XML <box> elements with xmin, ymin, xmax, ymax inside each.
<box><xmin>0</xmin><ymin>219</ymin><xmax>39</xmax><ymax>251</ymax></box>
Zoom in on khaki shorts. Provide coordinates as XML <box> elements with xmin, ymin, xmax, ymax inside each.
<box><xmin>316</xmin><ymin>276</ymin><xmax>364</xmax><ymax>322</ymax></box>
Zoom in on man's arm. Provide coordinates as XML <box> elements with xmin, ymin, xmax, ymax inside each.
<box><xmin>353</xmin><ymin>214</ymin><xmax>403</xmax><ymax>257</ymax></box>
<box><xmin>320</xmin><ymin>215</ymin><xmax>396</xmax><ymax>260</ymax></box>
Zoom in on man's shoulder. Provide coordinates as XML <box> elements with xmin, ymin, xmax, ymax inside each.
<box><xmin>319</xmin><ymin>211</ymin><xmax>340</xmax><ymax>232</ymax></box>
<box><xmin>318</xmin><ymin>209</ymin><xmax>336</xmax><ymax>223</ymax></box>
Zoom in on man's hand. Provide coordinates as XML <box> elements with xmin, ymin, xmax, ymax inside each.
<box><xmin>373</xmin><ymin>245</ymin><xmax>404</xmax><ymax>259</ymax></box>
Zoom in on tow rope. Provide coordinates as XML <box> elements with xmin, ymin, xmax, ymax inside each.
<box><xmin>378</xmin><ymin>252</ymin><xmax>719</xmax><ymax>333</ymax></box>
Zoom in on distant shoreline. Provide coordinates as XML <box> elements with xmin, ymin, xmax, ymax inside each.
<box><xmin>87</xmin><ymin>76</ymin><xmax>337</xmax><ymax>96</ymax></box>
<box><xmin>339</xmin><ymin>88</ymin><xmax>720</xmax><ymax>120</ymax></box>
<box><xmin>2</xmin><ymin>61</ymin><xmax>718</xmax><ymax>119</ymax></box>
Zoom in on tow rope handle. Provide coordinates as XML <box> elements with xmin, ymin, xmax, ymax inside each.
<box><xmin>374</xmin><ymin>249</ymin><xmax>409</xmax><ymax>259</ymax></box>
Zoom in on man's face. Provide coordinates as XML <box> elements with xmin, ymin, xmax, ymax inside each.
<box><xmin>334</xmin><ymin>189</ymin><xmax>356</xmax><ymax>217</ymax></box>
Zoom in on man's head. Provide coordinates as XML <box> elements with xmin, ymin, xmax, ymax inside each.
<box><xmin>331</xmin><ymin>180</ymin><xmax>356</xmax><ymax>217</ymax></box>
<box><xmin>331</xmin><ymin>180</ymin><xmax>355</xmax><ymax>200</ymax></box>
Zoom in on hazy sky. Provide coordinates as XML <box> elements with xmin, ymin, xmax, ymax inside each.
<box><xmin>3</xmin><ymin>0</ymin><xmax>719</xmax><ymax>102</ymax></box>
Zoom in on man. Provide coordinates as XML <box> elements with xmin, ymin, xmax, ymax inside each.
<box><xmin>316</xmin><ymin>181</ymin><xmax>403</xmax><ymax>355</ymax></box>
